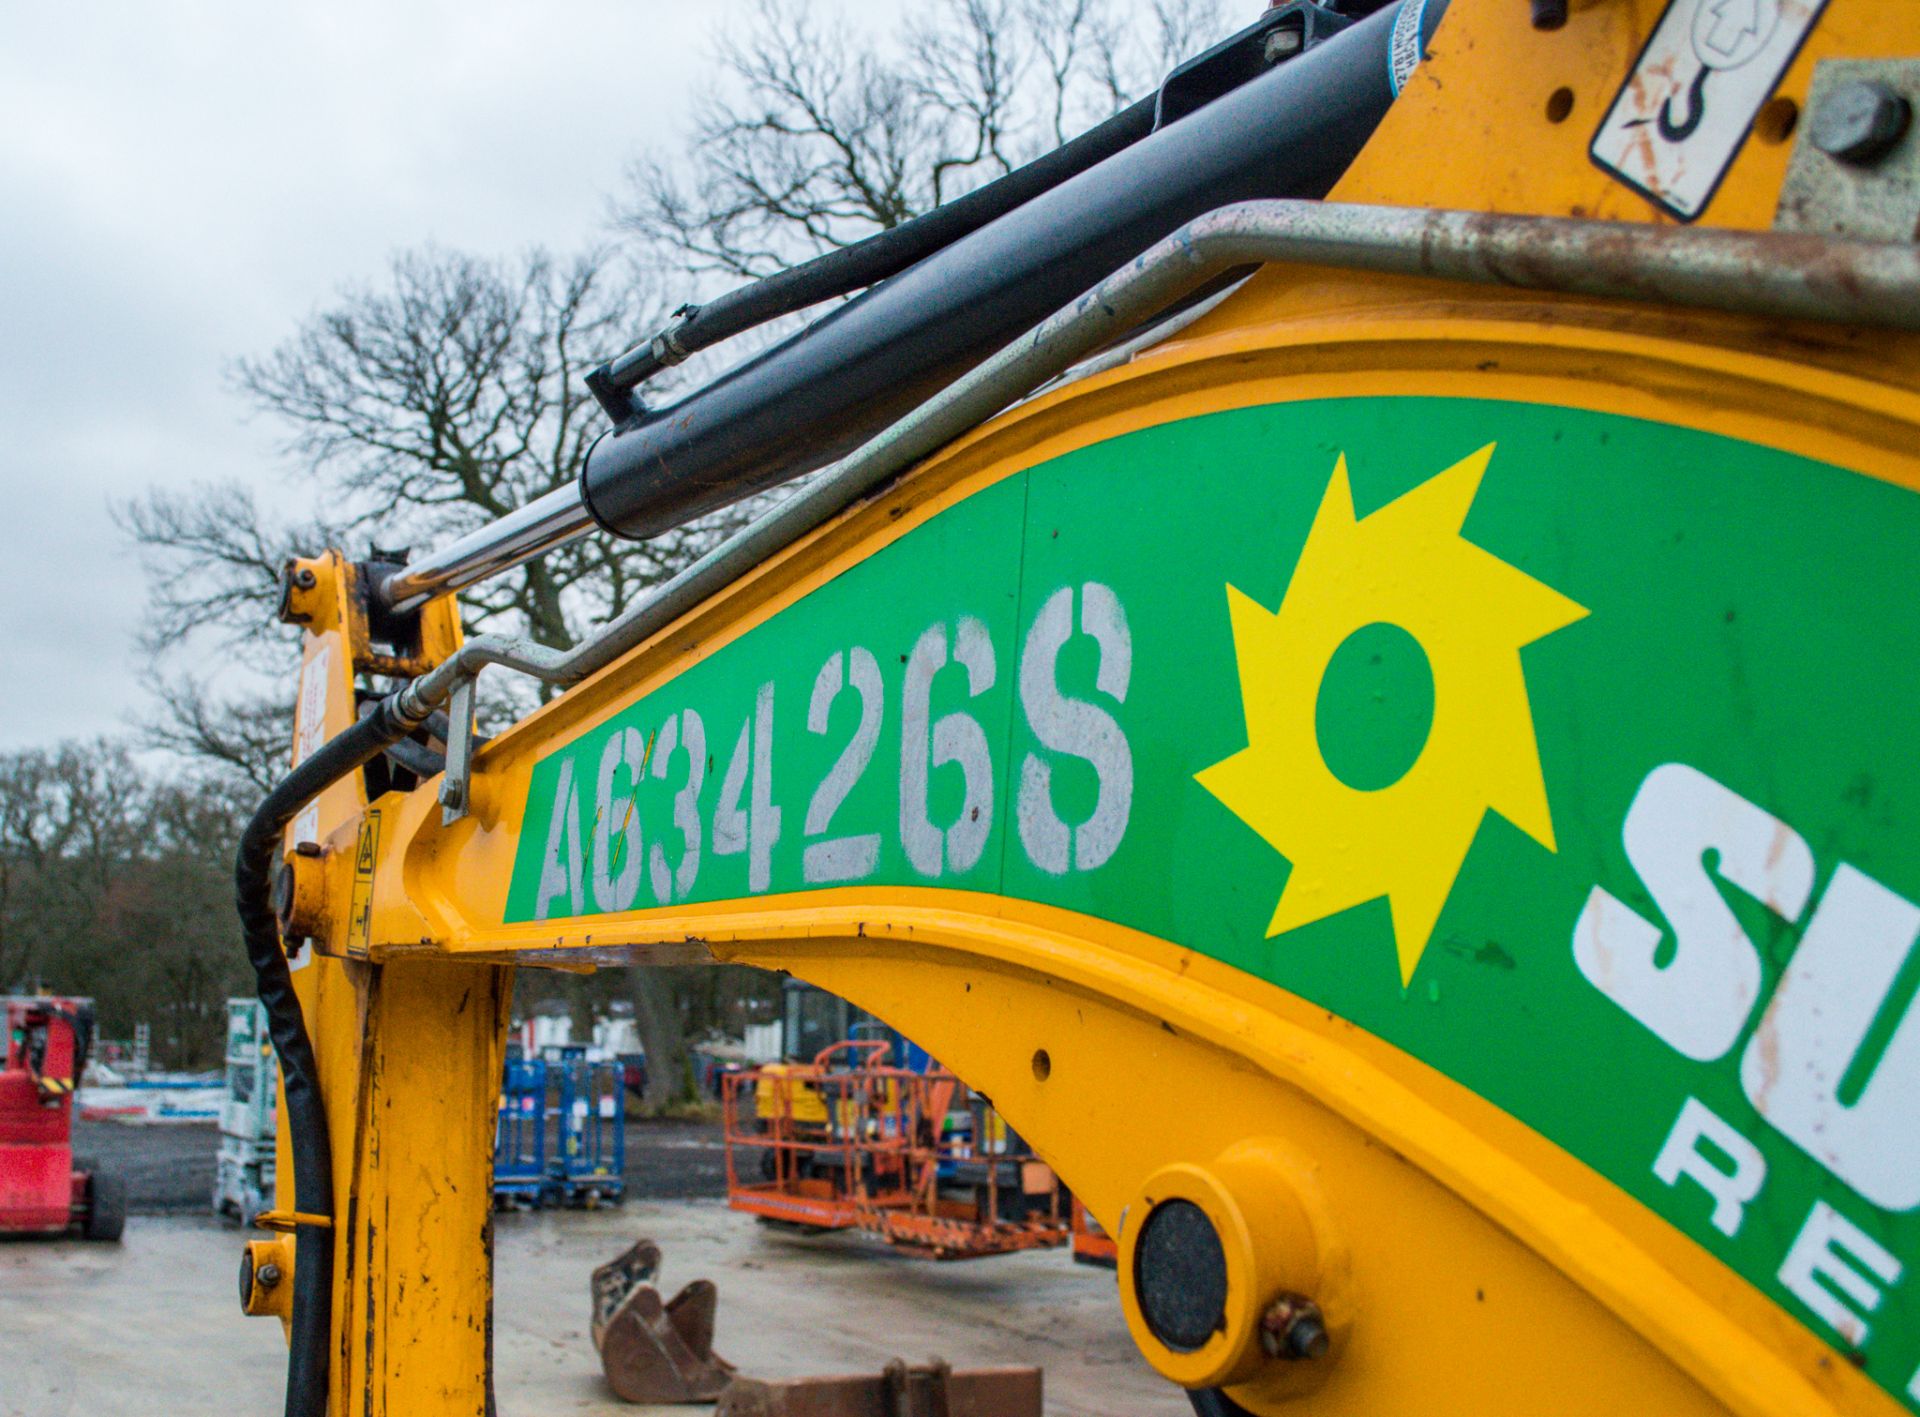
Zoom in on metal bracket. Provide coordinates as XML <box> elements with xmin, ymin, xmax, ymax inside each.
<box><xmin>1154</xmin><ymin>3</ymin><xmax>1353</xmax><ymax>130</ymax></box>
<box><xmin>718</xmin><ymin>1361</ymin><xmax>1042</xmax><ymax>1417</ymax></box>
<box><xmin>1776</xmin><ymin>59</ymin><xmax>1920</xmax><ymax>242</ymax></box>
<box><xmin>439</xmin><ymin>675</ymin><xmax>477</xmax><ymax>825</ymax></box>
<box><xmin>252</xmin><ymin>1209</ymin><xmax>333</xmax><ymax>1232</ymax></box>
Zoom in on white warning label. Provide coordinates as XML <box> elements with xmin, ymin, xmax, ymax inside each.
<box><xmin>293</xmin><ymin>642</ymin><xmax>331</xmax><ymax>766</ymax></box>
<box><xmin>290</xmin><ymin>642</ymin><xmax>332</xmax><ymax>846</ymax></box>
<box><xmin>1591</xmin><ymin>0</ymin><xmax>1829</xmax><ymax>221</ymax></box>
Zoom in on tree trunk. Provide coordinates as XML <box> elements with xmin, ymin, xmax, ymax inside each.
<box><xmin>630</xmin><ymin>968</ymin><xmax>696</xmax><ymax>1113</ymax></box>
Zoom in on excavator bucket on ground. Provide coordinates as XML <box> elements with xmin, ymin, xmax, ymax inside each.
<box><xmin>590</xmin><ymin>1238</ymin><xmax>734</xmax><ymax>1404</ymax></box>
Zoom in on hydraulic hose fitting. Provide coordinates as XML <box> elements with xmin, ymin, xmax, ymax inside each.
<box><xmin>273</xmin><ymin>841</ymin><xmax>329</xmax><ymax>944</ymax></box>
<box><xmin>241</xmin><ymin>1236</ymin><xmax>296</xmax><ymax>1331</ymax></box>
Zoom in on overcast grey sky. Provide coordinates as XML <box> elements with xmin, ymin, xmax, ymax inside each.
<box><xmin>0</xmin><ymin>2</ymin><xmax>823</xmax><ymax>751</ymax></box>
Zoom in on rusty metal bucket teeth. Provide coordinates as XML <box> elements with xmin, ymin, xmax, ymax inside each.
<box><xmin>592</xmin><ymin>1239</ymin><xmax>734</xmax><ymax>1404</ymax></box>
<box><xmin>599</xmin><ymin>1281</ymin><xmax>736</xmax><ymax>1403</ymax></box>
<box><xmin>716</xmin><ymin>1359</ymin><xmax>1043</xmax><ymax>1417</ymax></box>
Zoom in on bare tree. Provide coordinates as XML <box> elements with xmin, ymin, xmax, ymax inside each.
<box><xmin>617</xmin><ymin>0</ymin><xmax>1231</xmax><ymax>281</ymax></box>
<box><xmin>128</xmin><ymin>246</ymin><xmax>752</xmax><ymax>674</ymax></box>
<box><xmin>0</xmin><ymin>742</ymin><xmax>249</xmax><ymax>1065</ymax></box>
<box><xmin>121</xmin><ymin>246</ymin><xmax>772</xmax><ymax>770</ymax></box>
<box><xmin>123</xmin><ymin>244</ymin><xmax>781</xmax><ymax>1106</ymax></box>
<box><xmin>117</xmin><ymin>481</ymin><xmax>343</xmax><ymax>672</ymax></box>
<box><xmin>141</xmin><ymin>680</ymin><xmax>295</xmax><ymax>796</ymax></box>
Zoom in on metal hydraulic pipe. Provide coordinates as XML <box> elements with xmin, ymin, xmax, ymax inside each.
<box><xmin>578</xmin><ymin>0</ymin><xmax>1439</xmax><ymax>542</ymax></box>
<box><xmin>378</xmin><ymin>484</ymin><xmax>592</xmax><ymax>614</ymax></box>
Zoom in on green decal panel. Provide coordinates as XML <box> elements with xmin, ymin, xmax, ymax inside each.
<box><xmin>507</xmin><ymin>398</ymin><xmax>1920</xmax><ymax>1402</ymax></box>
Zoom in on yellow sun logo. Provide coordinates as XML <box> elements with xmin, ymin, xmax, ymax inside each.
<box><xmin>1197</xmin><ymin>444</ymin><xmax>1588</xmax><ymax>985</ymax></box>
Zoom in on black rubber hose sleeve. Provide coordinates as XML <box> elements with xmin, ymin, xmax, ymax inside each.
<box><xmin>383</xmin><ymin>735</ymin><xmax>448</xmax><ymax>781</ymax></box>
<box><xmin>233</xmin><ymin>696</ymin><xmax>420</xmax><ymax>1417</ymax></box>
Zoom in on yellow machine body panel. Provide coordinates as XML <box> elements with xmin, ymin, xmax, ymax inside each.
<box><xmin>754</xmin><ymin>1064</ymin><xmax>832</xmax><ymax>1126</ymax></box>
<box><xmin>268</xmin><ymin>1</ymin><xmax>1920</xmax><ymax>1412</ymax></box>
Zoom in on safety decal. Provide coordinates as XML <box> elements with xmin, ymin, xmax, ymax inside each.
<box><xmin>346</xmin><ymin>810</ymin><xmax>381</xmax><ymax>959</ymax></box>
<box><xmin>1591</xmin><ymin>0</ymin><xmax>1829</xmax><ymax>221</ymax></box>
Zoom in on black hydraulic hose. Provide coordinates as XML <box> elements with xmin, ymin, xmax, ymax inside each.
<box><xmin>587</xmin><ymin>93</ymin><xmax>1160</xmax><ymax>417</ymax></box>
<box><xmin>234</xmin><ymin>698</ymin><xmax>423</xmax><ymax>1417</ymax></box>
<box><xmin>382</xmin><ymin>734</ymin><xmax>447</xmax><ymax>782</ymax></box>
<box><xmin>582</xmin><ymin>0</ymin><xmax>1444</xmax><ymax>542</ymax></box>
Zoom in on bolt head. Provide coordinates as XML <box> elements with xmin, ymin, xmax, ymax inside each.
<box><xmin>256</xmin><ymin>1262</ymin><xmax>282</xmax><ymax>1288</ymax></box>
<box><xmin>1809</xmin><ymin>81</ymin><xmax>1911</xmax><ymax>166</ymax></box>
<box><xmin>1285</xmin><ymin>1314</ymin><xmax>1329</xmax><ymax>1360</ymax></box>
<box><xmin>1258</xmin><ymin>1293</ymin><xmax>1330</xmax><ymax>1361</ymax></box>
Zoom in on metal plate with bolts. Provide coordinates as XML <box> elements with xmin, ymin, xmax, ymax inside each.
<box><xmin>1776</xmin><ymin>59</ymin><xmax>1920</xmax><ymax>240</ymax></box>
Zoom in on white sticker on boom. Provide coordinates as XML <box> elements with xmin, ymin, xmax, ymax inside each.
<box><xmin>294</xmin><ymin>643</ymin><xmax>332</xmax><ymax>766</ymax></box>
<box><xmin>291</xmin><ymin>643</ymin><xmax>332</xmax><ymax>846</ymax></box>
<box><xmin>292</xmin><ymin>803</ymin><xmax>321</xmax><ymax>850</ymax></box>
<box><xmin>1591</xmin><ymin>0</ymin><xmax>1828</xmax><ymax>221</ymax></box>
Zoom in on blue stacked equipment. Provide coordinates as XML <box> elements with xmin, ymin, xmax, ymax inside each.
<box><xmin>492</xmin><ymin>1051</ymin><xmax>551</xmax><ymax>1208</ymax></box>
<box><xmin>493</xmin><ymin>1045</ymin><xmax>626</xmax><ymax>1209</ymax></box>
<box><xmin>549</xmin><ymin>1045</ymin><xmax>625</xmax><ymax>1207</ymax></box>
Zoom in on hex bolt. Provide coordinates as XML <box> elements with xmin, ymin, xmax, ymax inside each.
<box><xmin>1809</xmin><ymin>81</ymin><xmax>1912</xmax><ymax>166</ymax></box>
<box><xmin>257</xmin><ymin>1262</ymin><xmax>283</xmax><ymax>1289</ymax></box>
<box><xmin>294</xmin><ymin>567</ymin><xmax>318</xmax><ymax>590</ymax></box>
<box><xmin>1531</xmin><ymin>0</ymin><xmax>1569</xmax><ymax>32</ymax></box>
<box><xmin>1259</xmin><ymin>1293</ymin><xmax>1330</xmax><ymax>1361</ymax></box>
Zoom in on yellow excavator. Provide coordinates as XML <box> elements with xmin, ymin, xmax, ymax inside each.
<box><xmin>233</xmin><ymin>0</ymin><xmax>1920</xmax><ymax>1412</ymax></box>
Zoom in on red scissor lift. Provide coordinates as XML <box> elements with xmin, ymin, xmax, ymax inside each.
<box><xmin>0</xmin><ymin>996</ymin><xmax>123</xmax><ymax>1240</ymax></box>
<box><xmin>723</xmin><ymin>1040</ymin><xmax>1067</xmax><ymax>1260</ymax></box>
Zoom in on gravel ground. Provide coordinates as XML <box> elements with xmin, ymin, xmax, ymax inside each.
<box><xmin>72</xmin><ymin>1116</ymin><xmax>731</xmax><ymax>1215</ymax></box>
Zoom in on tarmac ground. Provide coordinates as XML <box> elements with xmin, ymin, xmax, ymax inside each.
<box><xmin>4</xmin><ymin>1123</ymin><xmax>1187</xmax><ymax>1416</ymax></box>
<box><xmin>69</xmin><ymin>1115</ymin><xmax>731</xmax><ymax>1211</ymax></box>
